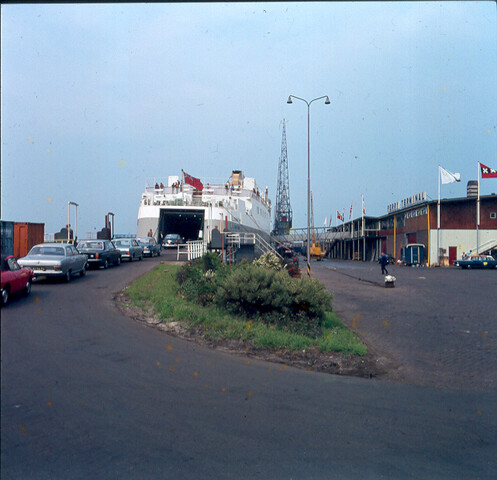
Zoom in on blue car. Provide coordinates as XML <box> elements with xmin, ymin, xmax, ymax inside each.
<box><xmin>454</xmin><ymin>255</ymin><xmax>497</xmax><ymax>269</ymax></box>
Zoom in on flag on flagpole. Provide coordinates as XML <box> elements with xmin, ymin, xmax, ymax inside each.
<box><xmin>323</xmin><ymin>217</ymin><xmax>327</xmax><ymax>227</ymax></box>
<box><xmin>182</xmin><ymin>170</ymin><xmax>203</xmax><ymax>190</ymax></box>
<box><xmin>439</xmin><ymin>165</ymin><xmax>461</xmax><ymax>184</ymax></box>
<box><xmin>349</xmin><ymin>202</ymin><xmax>353</xmax><ymax>220</ymax></box>
<box><xmin>362</xmin><ymin>195</ymin><xmax>365</xmax><ymax>215</ymax></box>
<box><xmin>479</xmin><ymin>162</ymin><xmax>497</xmax><ymax>179</ymax></box>
<box><xmin>337</xmin><ymin>210</ymin><xmax>343</xmax><ymax>221</ymax></box>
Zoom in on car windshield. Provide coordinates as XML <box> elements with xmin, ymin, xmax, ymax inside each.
<box><xmin>137</xmin><ymin>238</ymin><xmax>151</xmax><ymax>246</ymax></box>
<box><xmin>29</xmin><ymin>246</ymin><xmax>65</xmax><ymax>256</ymax></box>
<box><xmin>165</xmin><ymin>234</ymin><xmax>180</xmax><ymax>240</ymax></box>
<box><xmin>79</xmin><ymin>241</ymin><xmax>104</xmax><ymax>250</ymax></box>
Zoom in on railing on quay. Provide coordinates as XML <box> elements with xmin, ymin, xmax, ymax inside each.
<box><xmin>175</xmin><ymin>240</ymin><xmax>207</xmax><ymax>261</ymax></box>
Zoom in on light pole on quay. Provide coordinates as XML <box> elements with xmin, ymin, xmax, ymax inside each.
<box><xmin>287</xmin><ymin>94</ymin><xmax>330</xmax><ymax>277</ymax></box>
<box><xmin>67</xmin><ymin>201</ymin><xmax>79</xmax><ymax>244</ymax></box>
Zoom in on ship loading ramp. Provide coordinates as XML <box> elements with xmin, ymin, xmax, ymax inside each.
<box><xmin>159</xmin><ymin>208</ymin><xmax>204</xmax><ymax>242</ymax></box>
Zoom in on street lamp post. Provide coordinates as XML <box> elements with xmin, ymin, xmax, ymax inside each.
<box><xmin>287</xmin><ymin>95</ymin><xmax>330</xmax><ymax>277</ymax></box>
<box><xmin>67</xmin><ymin>201</ymin><xmax>79</xmax><ymax>244</ymax></box>
<box><xmin>107</xmin><ymin>212</ymin><xmax>115</xmax><ymax>239</ymax></box>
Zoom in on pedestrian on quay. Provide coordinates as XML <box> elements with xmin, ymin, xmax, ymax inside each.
<box><xmin>380</xmin><ymin>253</ymin><xmax>389</xmax><ymax>275</ymax></box>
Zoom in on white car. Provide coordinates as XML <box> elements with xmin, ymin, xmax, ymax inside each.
<box><xmin>18</xmin><ymin>243</ymin><xmax>88</xmax><ymax>282</ymax></box>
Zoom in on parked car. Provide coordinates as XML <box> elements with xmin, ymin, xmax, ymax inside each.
<box><xmin>1</xmin><ymin>255</ymin><xmax>34</xmax><ymax>306</ymax></box>
<box><xmin>18</xmin><ymin>243</ymin><xmax>87</xmax><ymax>282</ymax></box>
<box><xmin>77</xmin><ymin>240</ymin><xmax>122</xmax><ymax>268</ymax></box>
<box><xmin>454</xmin><ymin>255</ymin><xmax>497</xmax><ymax>269</ymax></box>
<box><xmin>113</xmin><ymin>238</ymin><xmax>143</xmax><ymax>261</ymax></box>
<box><xmin>163</xmin><ymin>233</ymin><xmax>184</xmax><ymax>248</ymax></box>
<box><xmin>136</xmin><ymin>237</ymin><xmax>161</xmax><ymax>257</ymax></box>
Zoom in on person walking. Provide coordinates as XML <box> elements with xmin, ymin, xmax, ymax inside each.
<box><xmin>380</xmin><ymin>253</ymin><xmax>389</xmax><ymax>275</ymax></box>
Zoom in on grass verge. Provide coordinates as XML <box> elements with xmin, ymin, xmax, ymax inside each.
<box><xmin>123</xmin><ymin>264</ymin><xmax>367</xmax><ymax>356</ymax></box>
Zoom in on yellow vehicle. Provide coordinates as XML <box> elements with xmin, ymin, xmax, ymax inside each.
<box><xmin>310</xmin><ymin>242</ymin><xmax>325</xmax><ymax>260</ymax></box>
<box><xmin>309</xmin><ymin>192</ymin><xmax>325</xmax><ymax>260</ymax></box>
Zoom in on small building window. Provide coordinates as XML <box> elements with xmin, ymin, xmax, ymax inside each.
<box><xmin>490</xmin><ymin>212</ymin><xmax>496</xmax><ymax>219</ymax></box>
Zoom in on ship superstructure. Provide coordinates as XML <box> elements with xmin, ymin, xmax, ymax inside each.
<box><xmin>137</xmin><ymin>170</ymin><xmax>271</xmax><ymax>244</ymax></box>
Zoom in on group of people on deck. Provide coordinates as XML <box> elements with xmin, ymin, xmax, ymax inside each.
<box><xmin>154</xmin><ymin>181</ymin><xmax>181</xmax><ymax>191</ymax></box>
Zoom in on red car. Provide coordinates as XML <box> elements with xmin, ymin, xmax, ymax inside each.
<box><xmin>1</xmin><ymin>255</ymin><xmax>34</xmax><ymax>306</ymax></box>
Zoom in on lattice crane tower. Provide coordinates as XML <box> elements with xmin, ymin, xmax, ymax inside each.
<box><xmin>273</xmin><ymin>119</ymin><xmax>293</xmax><ymax>235</ymax></box>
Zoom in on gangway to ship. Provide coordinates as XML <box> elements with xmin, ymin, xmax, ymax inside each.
<box><xmin>224</xmin><ymin>232</ymin><xmax>282</xmax><ymax>263</ymax></box>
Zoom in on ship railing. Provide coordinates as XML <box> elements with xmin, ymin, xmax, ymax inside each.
<box><xmin>146</xmin><ymin>185</ymin><xmax>271</xmax><ymax>209</ymax></box>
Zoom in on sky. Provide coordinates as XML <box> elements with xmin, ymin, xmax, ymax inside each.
<box><xmin>1</xmin><ymin>2</ymin><xmax>497</xmax><ymax>236</ymax></box>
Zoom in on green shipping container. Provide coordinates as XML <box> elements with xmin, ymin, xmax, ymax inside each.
<box><xmin>1</xmin><ymin>220</ymin><xmax>14</xmax><ymax>257</ymax></box>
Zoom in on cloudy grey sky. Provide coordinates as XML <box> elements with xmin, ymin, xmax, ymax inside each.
<box><xmin>2</xmin><ymin>2</ymin><xmax>496</xmax><ymax>236</ymax></box>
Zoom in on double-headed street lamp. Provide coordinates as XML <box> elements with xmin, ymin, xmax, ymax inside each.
<box><xmin>287</xmin><ymin>95</ymin><xmax>330</xmax><ymax>277</ymax></box>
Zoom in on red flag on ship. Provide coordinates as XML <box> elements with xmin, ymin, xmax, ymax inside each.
<box><xmin>182</xmin><ymin>170</ymin><xmax>203</xmax><ymax>190</ymax></box>
<box><xmin>479</xmin><ymin>162</ymin><xmax>497</xmax><ymax>179</ymax></box>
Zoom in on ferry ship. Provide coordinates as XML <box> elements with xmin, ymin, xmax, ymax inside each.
<box><xmin>136</xmin><ymin>170</ymin><xmax>271</xmax><ymax>244</ymax></box>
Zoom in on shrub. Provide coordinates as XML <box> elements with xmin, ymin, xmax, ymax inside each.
<box><xmin>176</xmin><ymin>252</ymin><xmax>227</xmax><ymax>306</ymax></box>
<box><xmin>253</xmin><ymin>252</ymin><xmax>283</xmax><ymax>271</ymax></box>
<box><xmin>202</xmin><ymin>251</ymin><xmax>224</xmax><ymax>272</ymax></box>
<box><xmin>215</xmin><ymin>264</ymin><xmax>332</xmax><ymax>336</ymax></box>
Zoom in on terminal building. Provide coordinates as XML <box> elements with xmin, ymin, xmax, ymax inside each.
<box><xmin>326</xmin><ymin>190</ymin><xmax>497</xmax><ymax>266</ymax></box>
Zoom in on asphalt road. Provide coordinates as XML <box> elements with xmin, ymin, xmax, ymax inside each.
<box><xmin>311</xmin><ymin>259</ymin><xmax>497</xmax><ymax>392</ymax></box>
<box><xmin>2</xmin><ymin>254</ymin><xmax>496</xmax><ymax>479</ymax></box>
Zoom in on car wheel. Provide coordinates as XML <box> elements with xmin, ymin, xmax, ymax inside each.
<box><xmin>65</xmin><ymin>271</ymin><xmax>71</xmax><ymax>282</ymax></box>
<box><xmin>103</xmin><ymin>259</ymin><xmax>109</xmax><ymax>269</ymax></box>
<box><xmin>80</xmin><ymin>266</ymin><xmax>86</xmax><ymax>277</ymax></box>
<box><xmin>1</xmin><ymin>287</ymin><xmax>9</xmax><ymax>306</ymax></box>
<box><xmin>23</xmin><ymin>281</ymin><xmax>32</xmax><ymax>296</ymax></box>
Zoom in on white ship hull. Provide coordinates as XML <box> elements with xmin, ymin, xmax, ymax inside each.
<box><xmin>137</xmin><ymin>171</ymin><xmax>271</xmax><ymax>244</ymax></box>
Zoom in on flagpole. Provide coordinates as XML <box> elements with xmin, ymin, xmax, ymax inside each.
<box><xmin>362</xmin><ymin>195</ymin><xmax>365</xmax><ymax>261</ymax></box>
<box><xmin>477</xmin><ymin>162</ymin><xmax>480</xmax><ymax>254</ymax></box>
<box><xmin>437</xmin><ymin>165</ymin><xmax>441</xmax><ymax>265</ymax></box>
<box><xmin>351</xmin><ymin>203</ymin><xmax>353</xmax><ymax>239</ymax></box>
<box><xmin>342</xmin><ymin>212</ymin><xmax>345</xmax><ymax>259</ymax></box>
<box><xmin>181</xmin><ymin>169</ymin><xmax>185</xmax><ymax>204</ymax></box>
